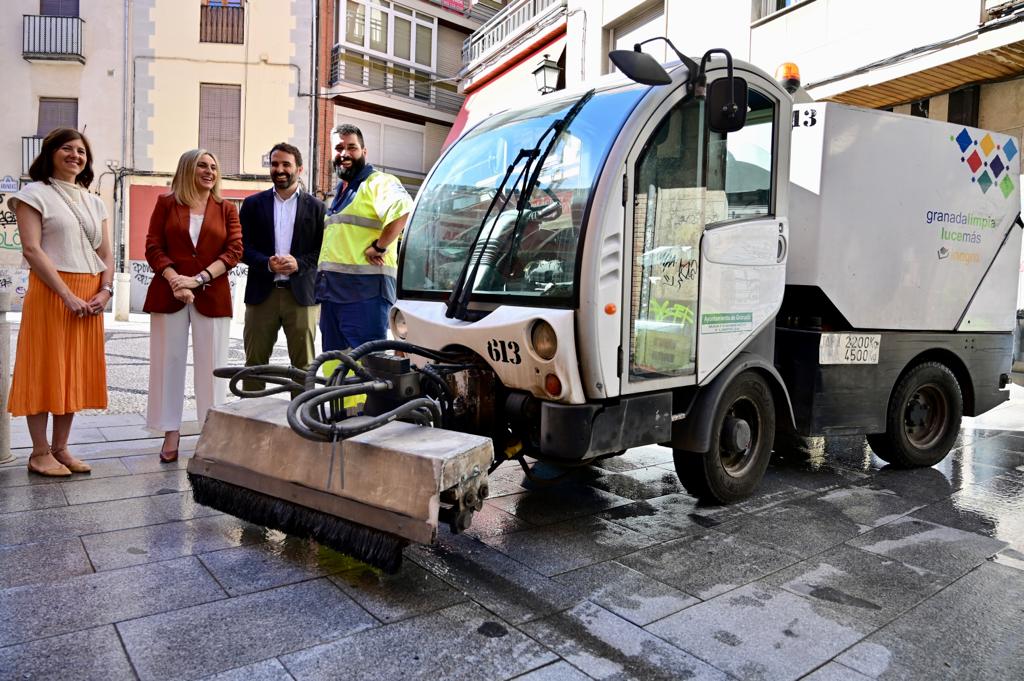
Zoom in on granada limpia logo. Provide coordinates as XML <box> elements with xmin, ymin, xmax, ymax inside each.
<box><xmin>953</xmin><ymin>128</ymin><xmax>1017</xmax><ymax>199</ymax></box>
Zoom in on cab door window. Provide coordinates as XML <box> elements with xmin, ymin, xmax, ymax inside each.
<box><xmin>629</xmin><ymin>98</ymin><xmax>704</xmax><ymax>379</ymax></box>
<box><xmin>706</xmin><ymin>88</ymin><xmax>775</xmax><ymax>221</ymax></box>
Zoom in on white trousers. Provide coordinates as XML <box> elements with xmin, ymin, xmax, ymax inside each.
<box><xmin>147</xmin><ymin>305</ymin><xmax>230</xmax><ymax>432</ymax></box>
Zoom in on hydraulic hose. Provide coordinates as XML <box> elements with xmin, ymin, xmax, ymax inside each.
<box><xmin>217</xmin><ymin>341</ymin><xmax>465</xmax><ymax>443</ymax></box>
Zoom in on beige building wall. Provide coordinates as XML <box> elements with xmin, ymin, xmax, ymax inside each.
<box><xmin>127</xmin><ymin>0</ymin><xmax>315</xmax><ymax>314</ymax></box>
<box><xmin>980</xmin><ymin>79</ymin><xmax>1024</xmax><ymax>151</ymax></box>
<box><xmin>138</xmin><ymin>0</ymin><xmax>309</xmax><ymax>176</ymax></box>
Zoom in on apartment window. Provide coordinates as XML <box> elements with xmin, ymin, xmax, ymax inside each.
<box><xmin>948</xmin><ymin>86</ymin><xmax>980</xmax><ymax>127</ymax></box>
<box><xmin>336</xmin><ymin>109</ymin><xmax>425</xmax><ymax>174</ymax></box>
<box><xmin>200</xmin><ymin>0</ymin><xmax>245</xmax><ymax>44</ymax></box>
<box><xmin>911</xmin><ymin>99</ymin><xmax>929</xmax><ymax>118</ymax></box>
<box><xmin>752</xmin><ymin>0</ymin><xmax>808</xmax><ymax>22</ymax></box>
<box><xmin>199</xmin><ymin>84</ymin><xmax>241</xmax><ymax>174</ymax></box>
<box><xmin>40</xmin><ymin>0</ymin><xmax>79</xmax><ymax>16</ymax></box>
<box><xmin>341</xmin><ymin>0</ymin><xmax>436</xmax><ymax>70</ymax></box>
<box><xmin>608</xmin><ymin>6</ymin><xmax>665</xmax><ymax>74</ymax></box>
<box><xmin>37</xmin><ymin>98</ymin><xmax>78</xmax><ymax>136</ymax></box>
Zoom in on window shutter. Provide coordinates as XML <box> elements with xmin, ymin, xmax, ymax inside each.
<box><xmin>40</xmin><ymin>0</ymin><xmax>79</xmax><ymax>17</ymax></box>
<box><xmin>37</xmin><ymin>98</ymin><xmax>78</xmax><ymax>136</ymax></box>
<box><xmin>199</xmin><ymin>84</ymin><xmax>241</xmax><ymax>175</ymax></box>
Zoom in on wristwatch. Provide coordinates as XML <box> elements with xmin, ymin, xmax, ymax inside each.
<box><xmin>370</xmin><ymin>239</ymin><xmax>387</xmax><ymax>254</ymax></box>
<box><xmin>100</xmin><ymin>282</ymin><xmax>114</xmax><ymax>295</ymax></box>
<box><xmin>194</xmin><ymin>272</ymin><xmax>209</xmax><ymax>286</ymax></box>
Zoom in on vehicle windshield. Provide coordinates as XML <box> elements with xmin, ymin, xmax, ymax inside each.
<box><xmin>400</xmin><ymin>84</ymin><xmax>646</xmax><ymax>305</ymax></box>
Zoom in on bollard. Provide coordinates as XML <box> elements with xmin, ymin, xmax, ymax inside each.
<box><xmin>113</xmin><ymin>271</ymin><xmax>131</xmax><ymax>321</ymax></box>
<box><xmin>0</xmin><ymin>290</ymin><xmax>13</xmax><ymax>465</ymax></box>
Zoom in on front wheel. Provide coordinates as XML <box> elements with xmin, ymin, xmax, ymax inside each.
<box><xmin>674</xmin><ymin>371</ymin><xmax>775</xmax><ymax>504</ymax></box>
<box><xmin>866</xmin><ymin>361</ymin><xmax>962</xmax><ymax>468</ymax></box>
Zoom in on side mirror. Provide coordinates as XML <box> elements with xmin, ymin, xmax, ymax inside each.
<box><xmin>609</xmin><ymin>49</ymin><xmax>671</xmax><ymax>86</ymax></box>
<box><xmin>706</xmin><ymin>77</ymin><xmax>748</xmax><ymax>133</ymax></box>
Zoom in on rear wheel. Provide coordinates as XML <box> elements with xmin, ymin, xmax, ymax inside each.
<box><xmin>866</xmin><ymin>361</ymin><xmax>962</xmax><ymax>468</ymax></box>
<box><xmin>674</xmin><ymin>372</ymin><xmax>775</xmax><ymax>503</ymax></box>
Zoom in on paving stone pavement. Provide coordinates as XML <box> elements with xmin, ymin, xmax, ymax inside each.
<box><xmin>1</xmin><ymin>319</ymin><xmax>1023</xmax><ymax>679</ymax></box>
<box><xmin>1</xmin><ymin>416</ymin><xmax>1022</xmax><ymax>680</ymax></box>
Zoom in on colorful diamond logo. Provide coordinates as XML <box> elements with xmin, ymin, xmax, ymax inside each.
<box><xmin>955</xmin><ymin>128</ymin><xmax>973</xmax><ymax>153</ymax></box>
<box><xmin>1005</xmin><ymin>138</ymin><xmax>1018</xmax><ymax>162</ymax></box>
<box><xmin>1000</xmin><ymin>174</ymin><xmax>1015</xmax><ymax>199</ymax></box>
<box><xmin>980</xmin><ymin>134</ymin><xmax>996</xmax><ymax>156</ymax></box>
<box><xmin>966</xmin><ymin>150</ymin><xmax>982</xmax><ymax>173</ymax></box>
<box><xmin>978</xmin><ymin>171</ymin><xmax>994</xmax><ymax>193</ymax></box>
<box><xmin>991</xmin><ymin>155</ymin><xmax>1005</xmax><ymax>178</ymax></box>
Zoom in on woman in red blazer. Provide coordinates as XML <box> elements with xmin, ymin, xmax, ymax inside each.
<box><xmin>144</xmin><ymin>148</ymin><xmax>243</xmax><ymax>462</ymax></box>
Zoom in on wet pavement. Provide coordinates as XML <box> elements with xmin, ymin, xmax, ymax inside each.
<box><xmin>1</xmin><ymin>319</ymin><xmax>1023</xmax><ymax>680</ymax></box>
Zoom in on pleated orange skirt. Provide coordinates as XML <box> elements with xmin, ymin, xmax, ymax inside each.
<box><xmin>8</xmin><ymin>270</ymin><xmax>108</xmax><ymax>416</ymax></box>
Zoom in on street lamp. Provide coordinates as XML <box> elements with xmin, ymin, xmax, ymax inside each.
<box><xmin>532</xmin><ymin>54</ymin><xmax>560</xmax><ymax>95</ymax></box>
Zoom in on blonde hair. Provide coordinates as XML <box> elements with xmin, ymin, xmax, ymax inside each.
<box><xmin>170</xmin><ymin>148</ymin><xmax>224</xmax><ymax>207</ymax></box>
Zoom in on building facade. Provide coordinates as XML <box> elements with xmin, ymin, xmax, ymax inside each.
<box><xmin>314</xmin><ymin>0</ymin><xmax>493</xmax><ymax>198</ymax></box>
<box><xmin>0</xmin><ymin>0</ymin><xmax>128</xmax><ymax>309</ymax></box>
<box><xmin>0</xmin><ymin>0</ymin><xmax>319</xmax><ymax>316</ymax></box>
<box><xmin>125</xmin><ymin>0</ymin><xmax>316</xmax><ymax>313</ymax></box>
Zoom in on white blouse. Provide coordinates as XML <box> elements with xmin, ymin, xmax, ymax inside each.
<box><xmin>189</xmin><ymin>213</ymin><xmax>204</xmax><ymax>247</ymax></box>
<box><xmin>9</xmin><ymin>180</ymin><xmax>107</xmax><ymax>275</ymax></box>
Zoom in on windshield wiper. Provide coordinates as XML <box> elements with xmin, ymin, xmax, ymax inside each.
<box><xmin>445</xmin><ymin>89</ymin><xmax>597</xmax><ymax>321</ymax></box>
<box><xmin>444</xmin><ymin>147</ymin><xmax>536</xmax><ymax>319</ymax></box>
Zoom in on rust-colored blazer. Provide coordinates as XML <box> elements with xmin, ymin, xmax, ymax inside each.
<box><xmin>143</xmin><ymin>193</ymin><xmax>243</xmax><ymax>317</ymax></box>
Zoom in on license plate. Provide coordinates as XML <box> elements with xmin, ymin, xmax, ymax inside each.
<box><xmin>819</xmin><ymin>333</ymin><xmax>881</xmax><ymax>365</ymax></box>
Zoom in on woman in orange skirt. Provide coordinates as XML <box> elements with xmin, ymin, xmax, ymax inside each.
<box><xmin>8</xmin><ymin>128</ymin><xmax>113</xmax><ymax>476</ymax></box>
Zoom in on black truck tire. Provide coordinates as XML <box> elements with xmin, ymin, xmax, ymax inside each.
<box><xmin>674</xmin><ymin>371</ymin><xmax>775</xmax><ymax>503</ymax></box>
<box><xmin>866</xmin><ymin>361</ymin><xmax>963</xmax><ymax>468</ymax></box>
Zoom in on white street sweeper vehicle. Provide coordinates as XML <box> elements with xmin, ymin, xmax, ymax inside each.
<box><xmin>189</xmin><ymin>42</ymin><xmax>1022</xmax><ymax>572</ymax></box>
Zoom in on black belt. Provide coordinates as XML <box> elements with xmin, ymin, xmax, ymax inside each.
<box><xmin>273</xmin><ymin>280</ymin><xmax>290</xmax><ymax>288</ymax></box>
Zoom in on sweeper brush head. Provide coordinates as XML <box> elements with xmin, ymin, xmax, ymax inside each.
<box><xmin>189</xmin><ymin>473</ymin><xmax>408</xmax><ymax>573</ymax></box>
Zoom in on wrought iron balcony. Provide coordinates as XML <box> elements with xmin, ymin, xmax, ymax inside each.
<box><xmin>462</xmin><ymin>0</ymin><xmax>565</xmax><ymax>66</ymax></box>
<box><xmin>22</xmin><ymin>137</ymin><xmax>44</xmax><ymax>175</ymax></box>
<box><xmin>330</xmin><ymin>46</ymin><xmax>464</xmax><ymax>115</ymax></box>
<box><xmin>23</xmin><ymin>15</ymin><xmax>85</xmax><ymax>63</ymax></box>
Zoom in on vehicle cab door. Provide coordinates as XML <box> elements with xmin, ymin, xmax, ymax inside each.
<box><xmin>620</xmin><ymin>69</ymin><xmax>788</xmax><ymax>396</ymax></box>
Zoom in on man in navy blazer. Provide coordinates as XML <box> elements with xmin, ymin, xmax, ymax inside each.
<box><xmin>240</xmin><ymin>142</ymin><xmax>325</xmax><ymax>386</ymax></box>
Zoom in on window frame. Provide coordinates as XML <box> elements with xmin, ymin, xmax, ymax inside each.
<box><xmin>198</xmin><ymin>82</ymin><xmax>242</xmax><ymax>175</ymax></box>
<box><xmin>39</xmin><ymin>0</ymin><xmax>79</xmax><ymax>17</ymax></box>
<box><xmin>37</xmin><ymin>97</ymin><xmax>79</xmax><ymax>137</ymax></box>
<box><xmin>704</xmin><ymin>86</ymin><xmax>778</xmax><ymax>228</ymax></box>
<box><xmin>200</xmin><ymin>0</ymin><xmax>245</xmax><ymax>45</ymax></box>
<box><xmin>338</xmin><ymin>0</ymin><xmax>437</xmax><ymax>72</ymax></box>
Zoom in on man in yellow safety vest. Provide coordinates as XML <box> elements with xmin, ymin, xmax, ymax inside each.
<box><xmin>317</xmin><ymin>124</ymin><xmax>413</xmax><ymax>354</ymax></box>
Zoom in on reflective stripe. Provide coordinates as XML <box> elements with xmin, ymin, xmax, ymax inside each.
<box><xmin>318</xmin><ymin>261</ymin><xmax>397</xmax><ymax>277</ymax></box>
<box><xmin>323</xmin><ymin>213</ymin><xmax>383</xmax><ymax>229</ymax></box>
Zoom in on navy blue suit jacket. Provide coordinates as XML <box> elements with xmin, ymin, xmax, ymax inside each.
<box><xmin>240</xmin><ymin>188</ymin><xmax>325</xmax><ymax>307</ymax></box>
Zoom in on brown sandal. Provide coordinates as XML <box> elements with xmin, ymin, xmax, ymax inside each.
<box><xmin>159</xmin><ymin>449</ymin><xmax>179</xmax><ymax>463</ymax></box>
<box><xmin>50</xmin><ymin>446</ymin><xmax>92</xmax><ymax>474</ymax></box>
<box><xmin>28</xmin><ymin>450</ymin><xmax>72</xmax><ymax>477</ymax></box>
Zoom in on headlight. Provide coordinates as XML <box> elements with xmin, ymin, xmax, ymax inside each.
<box><xmin>392</xmin><ymin>309</ymin><xmax>408</xmax><ymax>340</ymax></box>
<box><xmin>530</xmin><ymin>320</ymin><xmax>557</xmax><ymax>360</ymax></box>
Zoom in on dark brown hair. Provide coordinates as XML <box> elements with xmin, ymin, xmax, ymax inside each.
<box><xmin>29</xmin><ymin>127</ymin><xmax>95</xmax><ymax>188</ymax></box>
<box><xmin>335</xmin><ymin>123</ymin><xmax>365</xmax><ymax>148</ymax></box>
<box><xmin>269</xmin><ymin>142</ymin><xmax>303</xmax><ymax>167</ymax></box>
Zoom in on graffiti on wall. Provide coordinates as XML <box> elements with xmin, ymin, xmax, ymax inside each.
<box><xmin>127</xmin><ymin>260</ymin><xmax>248</xmax><ymax>312</ymax></box>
